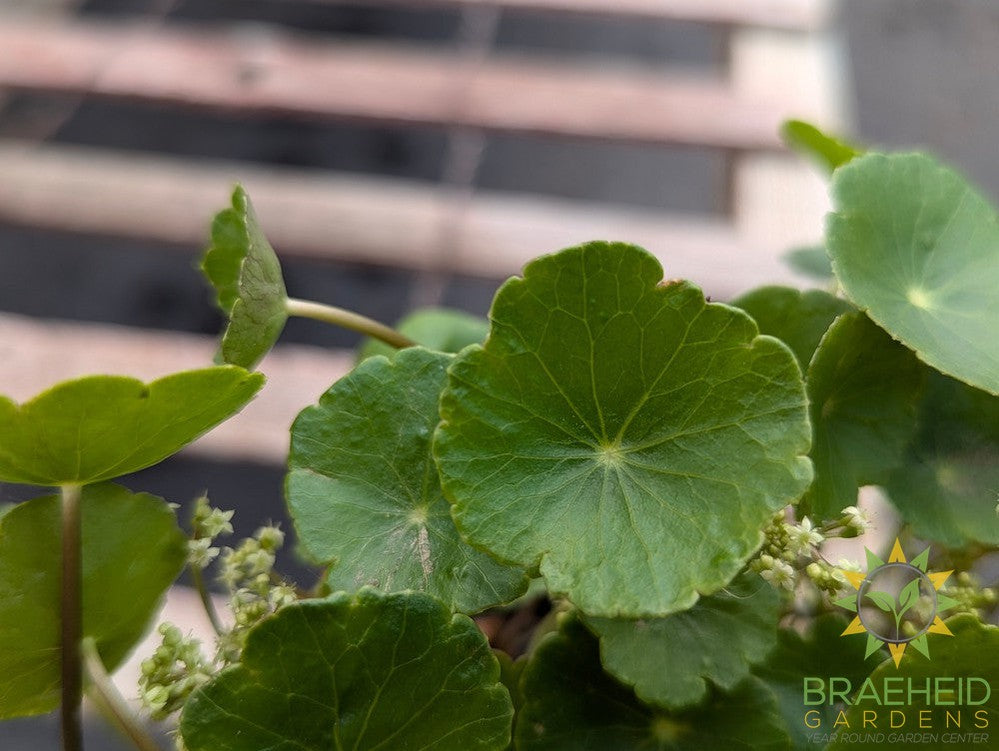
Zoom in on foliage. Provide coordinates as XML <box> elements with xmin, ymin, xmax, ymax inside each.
<box><xmin>0</xmin><ymin>123</ymin><xmax>996</xmax><ymax>751</ymax></box>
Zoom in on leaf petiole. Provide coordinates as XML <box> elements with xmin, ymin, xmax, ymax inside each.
<box><xmin>81</xmin><ymin>637</ymin><xmax>162</xmax><ymax>751</ymax></box>
<box><xmin>61</xmin><ymin>483</ymin><xmax>83</xmax><ymax>751</ymax></box>
<box><xmin>285</xmin><ymin>298</ymin><xmax>415</xmax><ymax>350</ymax></box>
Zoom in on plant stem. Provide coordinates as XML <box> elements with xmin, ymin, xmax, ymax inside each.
<box><xmin>81</xmin><ymin>638</ymin><xmax>162</xmax><ymax>751</ymax></box>
<box><xmin>285</xmin><ymin>298</ymin><xmax>415</xmax><ymax>350</ymax></box>
<box><xmin>191</xmin><ymin>565</ymin><xmax>224</xmax><ymax>636</ymax></box>
<box><xmin>61</xmin><ymin>483</ymin><xmax>83</xmax><ymax>751</ymax></box>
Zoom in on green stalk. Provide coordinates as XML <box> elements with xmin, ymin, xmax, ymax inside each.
<box><xmin>61</xmin><ymin>483</ymin><xmax>83</xmax><ymax>751</ymax></box>
<box><xmin>191</xmin><ymin>564</ymin><xmax>224</xmax><ymax>636</ymax></box>
<box><xmin>81</xmin><ymin>638</ymin><xmax>162</xmax><ymax>751</ymax></box>
<box><xmin>285</xmin><ymin>298</ymin><xmax>415</xmax><ymax>350</ymax></box>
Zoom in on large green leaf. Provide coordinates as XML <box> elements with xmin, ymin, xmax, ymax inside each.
<box><xmin>201</xmin><ymin>186</ymin><xmax>288</xmax><ymax>369</ymax></box>
<box><xmin>359</xmin><ymin>307</ymin><xmax>489</xmax><ymax>361</ymax></box>
<box><xmin>516</xmin><ymin>615</ymin><xmax>790</xmax><ymax>750</ymax></box>
<box><xmin>287</xmin><ymin>347</ymin><xmax>527</xmax><ymax>613</ymax></box>
<box><xmin>828</xmin><ymin>153</ymin><xmax>999</xmax><ymax>395</ymax></box>
<box><xmin>435</xmin><ymin>242</ymin><xmax>812</xmax><ymax>618</ymax></box>
<box><xmin>0</xmin><ymin>483</ymin><xmax>186</xmax><ymax>718</ymax></box>
<box><xmin>781</xmin><ymin>120</ymin><xmax>862</xmax><ymax>174</ymax></box>
<box><xmin>804</xmin><ymin>312</ymin><xmax>924</xmax><ymax>518</ymax></box>
<box><xmin>180</xmin><ymin>589</ymin><xmax>513</xmax><ymax>751</ymax></box>
<box><xmin>0</xmin><ymin>367</ymin><xmax>263</xmax><ymax>486</ymax></box>
<box><xmin>754</xmin><ymin>616</ymin><xmax>875</xmax><ymax>751</ymax></box>
<box><xmin>584</xmin><ymin>571</ymin><xmax>780</xmax><ymax>710</ymax></box>
<box><xmin>825</xmin><ymin>615</ymin><xmax>998</xmax><ymax>751</ymax></box>
<box><xmin>733</xmin><ymin>286</ymin><xmax>852</xmax><ymax>368</ymax></box>
<box><xmin>886</xmin><ymin>373</ymin><xmax>999</xmax><ymax>546</ymax></box>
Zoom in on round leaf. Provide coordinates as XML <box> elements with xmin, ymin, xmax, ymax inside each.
<box><xmin>828</xmin><ymin>153</ymin><xmax>999</xmax><ymax>395</ymax></box>
<box><xmin>516</xmin><ymin>614</ymin><xmax>791</xmax><ymax>751</ymax></box>
<box><xmin>753</xmin><ymin>616</ymin><xmax>874</xmax><ymax>751</ymax></box>
<box><xmin>287</xmin><ymin>347</ymin><xmax>527</xmax><ymax>613</ymax></box>
<box><xmin>359</xmin><ymin>307</ymin><xmax>489</xmax><ymax>362</ymax></box>
<box><xmin>733</xmin><ymin>286</ymin><xmax>853</xmax><ymax>368</ymax></box>
<box><xmin>201</xmin><ymin>186</ymin><xmax>288</xmax><ymax>369</ymax></box>
<box><xmin>825</xmin><ymin>615</ymin><xmax>998</xmax><ymax>751</ymax></box>
<box><xmin>584</xmin><ymin>571</ymin><xmax>780</xmax><ymax>710</ymax></box>
<box><xmin>0</xmin><ymin>483</ymin><xmax>186</xmax><ymax>718</ymax></box>
<box><xmin>0</xmin><ymin>367</ymin><xmax>264</xmax><ymax>486</ymax></box>
<box><xmin>180</xmin><ymin>589</ymin><xmax>513</xmax><ymax>751</ymax></box>
<box><xmin>886</xmin><ymin>374</ymin><xmax>999</xmax><ymax>546</ymax></box>
<box><xmin>804</xmin><ymin>312</ymin><xmax>924</xmax><ymax>519</ymax></box>
<box><xmin>435</xmin><ymin>242</ymin><xmax>812</xmax><ymax>618</ymax></box>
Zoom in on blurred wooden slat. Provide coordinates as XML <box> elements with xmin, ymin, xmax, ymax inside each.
<box><xmin>282</xmin><ymin>0</ymin><xmax>831</xmax><ymax>31</ymax></box>
<box><xmin>0</xmin><ymin>141</ymin><xmax>803</xmax><ymax>294</ymax></box>
<box><xmin>0</xmin><ymin>313</ymin><xmax>352</xmax><ymax>465</ymax></box>
<box><xmin>0</xmin><ymin>18</ymin><xmax>787</xmax><ymax>150</ymax></box>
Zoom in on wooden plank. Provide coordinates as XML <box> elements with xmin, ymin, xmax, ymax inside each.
<box><xmin>0</xmin><ymin>313</ymin><xmax>352</xmax><ymax>465</ymax></box>
<box><xmin>0</xmin><ymin>141</ymin><xmax>804</xmax><ymax>295</ymax></box>
<box><xmin>282</xmin><ymin>0</ymin><xmax>832</xmax><ymax>31</ymax></box>
<box><xmin>0</xmin><ymin>19</ymin><xmax>787</xmax><ymax>150</ymax></box>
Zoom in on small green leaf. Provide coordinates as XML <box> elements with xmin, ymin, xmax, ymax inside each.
<box><xmin>897</xmin><ymin>578</ymin><xmax>921</xmax><ymax>618</ymax></box>
<box><xmin>0</xmin><ymin>367</ymin><xmax>263</xmax><ymax>486</ymax></box>
<box><xmin>201</xmin><ymin>186</ymin><xmax>288</xmax><ymax>369</ymax></box>
<box><xmin>584</xmin><ymin>572</ymin><xmax>779</xmax><ymax>710</ymax></box>
<box><xmin>783</xmin><ymin>245</ymin><xmax>834</xmax><ymax>281</ymax></box>
<box><xmin>0</xmin><ymin>483</ymin><xmax>186</xmax><ymax>718</ymax></box>
<box><xmin>804</xmin><ymin>312</ymin><xmax>924</xmax><ymax>519</ymax></box>
<box><xmin>828</xmin><ymin>153</ymin><xmax>999</xmax><ymax>395</ymax></box>
<box><xmin>180</xmin><ymin>589</ymin><xmax>513</xmax><ymax>751</ymax></box>
<box><xmin>516</xmin><ymin>615</ymin><xmax>790</xmax><ymax>750</ymax></box>
<box><xmin>287</xmin><ymin>347</ymin><xmax>527</xmax><ymax>613</ymax></box>
<box><xmin>886</xmin><ymin>373</ymin><xmax>999</xmax><ymax>546</ymax></box>
<box><xmin>781</xmin><ymin>120</ymin><xmax>863</xmax><ymax>173</ymax></box>
<box><xmin>435</xmin><ymin>242</ymin><xmax>812</xmax><ymax>618</ymax></box>
<box><xmin>864</xmin><ymin>590</ymin><xmax>897</xmax><ymax>614</ymax></box>
<box><xmin>732</xmin><ymin>286</ymin><xmax>852</xmax><ymax>368</ymax></box>
<box><xmin>358</xmin><ymin>307</ymin><xmax>489</xmax><ymax>361</ymax></box>
<box><xmin>753</xmin><ymin>616</ymin><xmax>874</xmax><ymax>751</ymax></box>
<box><xmin>826</xmin><ymin>615</ymin><xmax>999</xmax><ymax>751</ymax></box>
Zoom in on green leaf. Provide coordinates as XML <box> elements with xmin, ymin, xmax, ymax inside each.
<box><xmin>804</xmin><ymin>312</ymin><xmax>924</xmax><ymax>519</ymax></box>
<box><xmin>886</xmin><ymin>373</ymin><xmax>999</xmax><ymax>546</ymax></box>
<box><xmin>827</xmin><ymin>153</ymin><xmax>999</xmax><ymax>395</ymax></box>
<box><xmin>201</xmin><ymin>186</ymin><xmax>288</xmax><ymax>369</ymax></box>
<box><xmin>753</xmin><ymin>616</ymin><xmax>874</xmax><ymax>751</ymax></box>
<box><xmin>825</xmin><ymin>615</ymin><xmax>999</xmax><ymax>751</ymax></box>
<box><xmin>584</xmin><ymin>571</ymin><xmax>779</xmax><ymax>710</ymax></box>
<box><xmin>516</xmin><ymin>614</ymin><xmax>790</xmax><ymax>750</ymax></box>
<box><xmin>435</xmin><ymin>242</ymin><xmax>812</xmax><ymax>618</ymax></box>
<box><xmin>0</xmin><ymin>483</ymin><xmax>186</xmax><ymax>718</ymax></box>
<box><xmin>783</xmin><ymin>245</ymin><xmax>834</xmax><ymax>281</ymax></box>
<box><xmin>359</xmin><ymin>307</ymin><xmax>489</xmax><ymax>361</ymax></box>
<box><xmin>287</xmin><ymin>347</ymin><xmax>527</xmax><ymax>613</ymax></box>
<box><xmin>0</xmin><ymin>367</ymin><xmax>264</xmax><ymax>486</ymax></box>
<box><xmin>732</xmin><ymin>286</ymin><xmax>852</xmax><ymax>368</ymax></box>
<box><xmin>180</xmin><ymin>589</ymin><xmax>513</xmax><ymax>751</ymax></box>
<box><xmin>897</xmin><ymin>578</ymin><xmax>920</xmax><ymax>618</ymax></box>
<box><xmin>781</xmin><ymin>120</ymin><xmax>863</xmax><ymax>173</ymax></box>
<box><xmin>864</xmin><ymin>590</ymin><xmax>897</xmax><ymax>614</ymax></box>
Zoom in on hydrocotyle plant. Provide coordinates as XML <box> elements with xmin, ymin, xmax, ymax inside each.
<box><xmin>0</xmin><ymin>122</ymin><xmax>996</xmax><ymax>751</ymax></box>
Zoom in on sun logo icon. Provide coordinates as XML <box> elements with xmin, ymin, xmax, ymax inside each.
<box><xmin>834</xmin><ymin>539</ymin><xmax>959</xmax><ymax>667</ymax></box>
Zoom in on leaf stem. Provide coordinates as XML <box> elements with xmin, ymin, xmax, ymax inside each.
<box><xmin>81</xmin><ymin>638</ymin><xmax>163</xmax><ymax>751</ymax></box>
<box><xmin>61</xmin><ymin>483</ymin><xmax>83</xmax><ymax>751</ymax></box>
<box><xmin>285</xmin><ymin>298</ymin><xmax>415</xmax><ymax>350</ymax></box>
<box><xmin>191</xmin><ymin>565</ymin><xmax>224</xmax><ymax>637</ymax></box>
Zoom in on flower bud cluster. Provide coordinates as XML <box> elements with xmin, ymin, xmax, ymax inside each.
<box><xmin>138</xmin><ymin>623</ymin><xmax>214</xmax><ymax>721</ymax></box>
<box><xmin>940</xmin><ymin>572</ymin><xmax>998</xmax><ymax>616</ymax></box>
<box><xmin>216</xmin><ymin>524</ymin><xmax>296</xmax><ymax>664</ymax></box>
<box><xmin>752</xmin><ymin>512</ymin><xmax>827</xmax><ymax>592</ymax></box>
